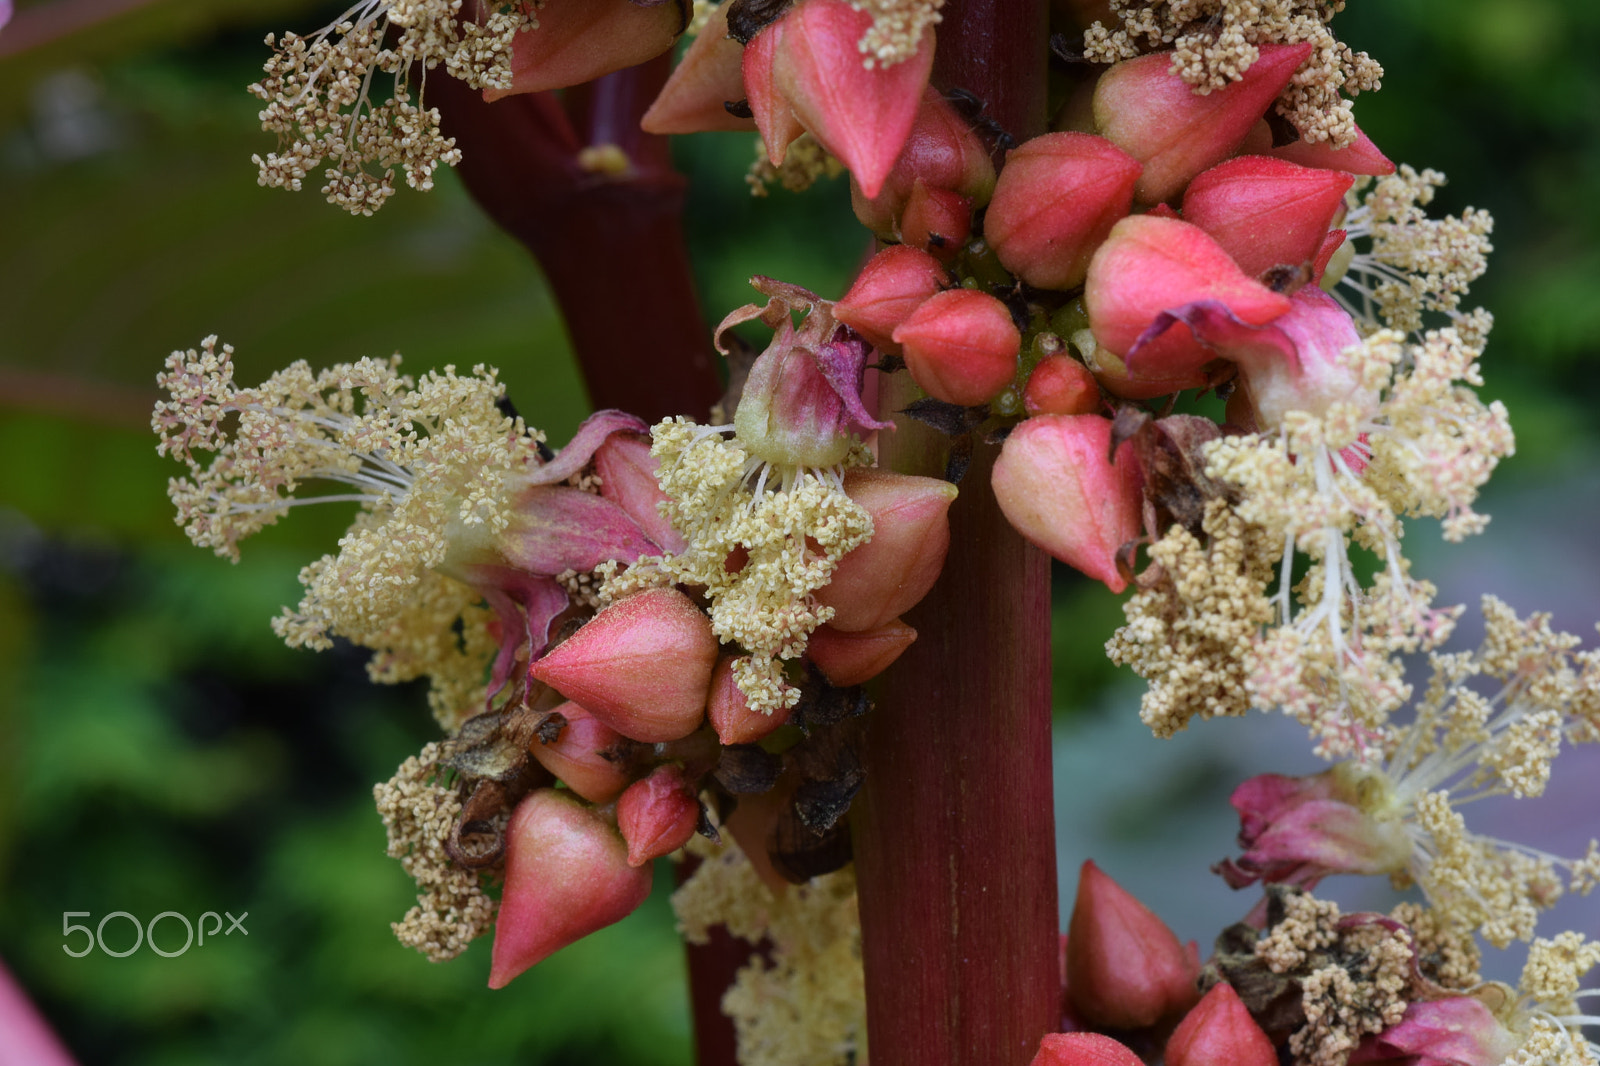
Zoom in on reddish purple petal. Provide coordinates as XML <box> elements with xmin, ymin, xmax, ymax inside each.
<box><xmin>501</xmin><ymin>487</ymin><xmax>661</xmax><ymax>574</ymax></box>
<box><xmin>527</xmin><ymin>409</ymin><xmax>651</xmax><ymax>486</ymax></box>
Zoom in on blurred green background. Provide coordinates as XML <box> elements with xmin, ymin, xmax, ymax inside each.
<box><xmin>0</xmin><ymin>0</ymin><xmax>1597</xmax><ymax>1061</ymax></box>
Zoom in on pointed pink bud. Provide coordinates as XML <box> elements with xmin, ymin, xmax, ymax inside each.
<box><xmin>531</xmin><ymin>588</ymin><xmax>717</xmax><ymax>743</ymax></box>
<box><xmin>708</xmin><ymin>655</ymin><xmax>793</xmax><ymax>745</ymax></box>
<box><xmin>744</xmin><ymin>18</ymin><xmax>804</xmax><ymax>163</ymax></box>
<box><xmin>485</xmin><ymin>0</ymin><xmax>683</xmax><ymax>100</ymax></box>
<box><xmin>1349</xmin><ymin>997</ymin><xmax>1521</xmax><ymax>1066</ymax></box>
<box><xmin>489</xmin><ymin>789</ymin><xmax>653</xmax><ymax>988</ymax></box>
<box><xmin>528</xmin><ymin>701</ymin><xmax>633</xmax><ymax>805</ymax></box>
<box><xmin>817</xmin><ymin>469</ymin><xmax>957</xmax><ymax>631</ymax></box>
<box><xmin>992</xmin><ymin>415</ymin><xmax>1142</xmax><ymax>592</ymax></box>
<box><xmin>1094</xmin><ymin>44</ymin><xmax>1314</xmax><ymax>204</ymax></box>
<box><xmin>851</xmin><ymin>88</ymin><xmax>997</xmax><ymax>236</ymax></box>
<box><xmin>986</xmin><ymin>133</ymin><xmax>1144</xmax><ymax>290</ymax></box>
<box><xmin>1084</xmin><ymin>215</ymin><xmax>1291</xmax><ymax>397</ymax></box>
<box><xmin>806</xmin><ymin>619</ymin><xmax>917</xmax><ymax>686</ymax></box>
<box><xmin>1166</xmin><ymin>983</ymin><xmax>1277</xmax><ymax>1066</ymax></box>
<box><xmin>773</xmin><ymin>0</ymin><xmax>935</xmax><ymax>199</ymax></box>
<box><xmin>1217</xmin><ymin>767</ymin><xmax>1413</xmax><ymax>890</ymax></box>
<box><xmin>641</xmin><ymin>1</ymin><xmax>755</xmax><ymax>134</ymax></box>
<box><xmin>1066</xmin><ymin>860</ymin><xmax>1200</xmax><ymax>1030</ymax></box>
<box><xmin>893</xmin><ymin>289</ymin><xmax>1021</xmax><ymax>406</ymax></box>
<box><xmin>834</xmin><ymin>246</ymin><xmax>948</xmax><ymax>351</ymax></box>
<box><xmin>595</xmin><ymin>431</ymin><xmax>688</xmax><ymax>554</ymax></box>
<box><xmin>1024</xmin><ymin>355</ymin><xmax>1101</xmax><ymax>417</ymax></box>
<box><xmin>900</xmin><ymin>181</ymin><xmax>973</xmax><ymax>261</ymax></box>
<box><xmin>1033</xmin><ymin>1032</ymin><xmax>1146</xmax><ymax>1066</ymax></box>
<box><xmin>1182</xmin><ymin>156</ymin><xmax>1354</xmax><ymax>279</ymax></box>
<box><xmin>1270</xmin><ymin>122</ymin><xmax>1395</xmax><ymax>177</ymax></box>
<box><xmin>617</xmin><ymin>765</ymin><xmax>701</xmax><ymax>867</ymax></box>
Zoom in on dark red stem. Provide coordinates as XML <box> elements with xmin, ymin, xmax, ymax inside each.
<box><xmin>853</xmin><ymin>2</ymin><xmax>1058</xmax><ymax>1064</ymax></box>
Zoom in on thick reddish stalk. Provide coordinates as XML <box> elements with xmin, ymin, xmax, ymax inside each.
<box><xmin>853</xmin><ymin>2</ymin><xmax>1058</xmax><ymax>1064</ymax></box>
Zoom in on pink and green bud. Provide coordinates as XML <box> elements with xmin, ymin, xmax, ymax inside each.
<box><xmin>708</xmin><ymin>655</ymin><xmax>793</xmax><ymax>745</ymax></box>
<box><xmin>817</xmin><ymin>469</ymin><xmax>958</xmax><ymax>631</ymax></box>
<box><xmin>892</xmin><ymin>289</ymin><xmax>1021</xmax><ymax>406</ymax></box>
<box><xmin>805</xmin><ymin>618</ymin><xmax>918</xmax><ymax>686</ymax></box>
<box><xmin>1023</xmin><ymin>355</ymin><xmax>1101</xmax><ymax>417</ymax></box>
<box><xmin>1349</xmin><ymin>996</ymin><xmax>1521</xmax><ymax>1066</ymax></box>
<box><xmin>850</xmin><ymin>88</ymin><xmax>997</xmax><ymax>237</ymax></box>
<box><xmin>528</xmin><ymin>701</ymin><xmax>633</xmax><ymax>805</ymax></box>
<box><xmin>1270</xmin><ymin>121</ymin><xmax>1395</xmax><ymax>177</ymax></box>
<box><xmin>1217</xmin><ymin>765</ymin><xmax>1412</xmax><ymax>890</ymax></box>
<box><xmin>1084</xmin><ymin>215</ymin><xmax>1291</xmax><ymax>398</ymax></box>
<box><xmin>991</xmin><ymin>414</ymin><xmax>1142</xmax><ymax>593</ymax></box>
<box><xmin>1166</xmin><ymin>983</ymin><xmax>1277</xmax><ymax>1066</ymax></box>
<box><xmin>1065</xmin><ymin>860</ymin><xmax>1200</xmax><ymax>1030</ymax></box>
<box><xmin>485</xmin><ymin>0</ymin><xmax>683</xmax><ymax>100</ymax></box>
<box><xmin>744</xmin><ymin>17</ymin><xmax>805</xmax><ymax>164</ymax></box>
<box><xmin>530</xmin><ymin>588</ymin><xmax>717</xmax><ymax>743</ymax></box>
<box><xmin>1032</xmin><ymin>1033</ymin><xmax>1146</xmax><ymax>1066</ymax></box>
<box><xmin>489</xmin><ymin>789</ymin><xmax>653</xmax><ymax>988</ymax></box>
<box><xmin>772</xmin><ymin>0</ymin><xmax>935</xmax><ymax>198</ymax></box>
<box><xmin>617</xmin><ymin>764</ymin><xmax>701</xmax><ymax>867</ymax></box>
<box><xmin>985</xmin><ymin>132</ymin><xmax>1143</xmax><ymax>291</ymax></box>
<box><xmin>834</xmin><ymin>245</ymin><xmax>949</xmax><ymax>351</ymax></box>
<box><xmin>1181</xmin><ymin>156</ymin><xmax>1355</xmax><ymax>280</ymax></box>
<box><xmin>899</xmin><ymin>181</ymin><xmax>973</xmax><ymax>261</ymax></box>
<box><xmin>641</xmin><ymin>0</ymin><xmax>755</xmax><ymax>134</ymax></box>
<box><xmin>1094</xmin><ymin>43</ymin><xmax>1314</xmax><ymax>204</ymax></box>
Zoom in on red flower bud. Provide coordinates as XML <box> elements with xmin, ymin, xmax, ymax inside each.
<box><xmin>528</xmin><ymin>701</ymin><xmax>633</xmax><ymax>805</ymax></box>
<box><xmin>531</xmin><ymin>588</ymin><xmax>717</xmax><ymax>743</ymax></box>
<box><xmin>893</xmin><ymin>289</ymin><xmax>1021</xmax><ymax>406</ymax></box>
<box><xmin>486</xmin><ymin>0</ymin><xmax>682</xmax><ymax>100</ymax></box>
<box><xmin>744</xmin><ymin>17</ymin><xmax>804</xmax><ymax>164</ymax></box>
<box><xmin>986</xmin><ymin>133</ymin><xmax>1143</xmax><ymax>290</ymax></box>
<box><xmin>805</xmin><ymin>618</ymin><xmax>917</xmax><ymax>686</ymax></box>
<box><xmin>900</xmin><ymin>181</ymin><xmax>973</xmax><ymax>261</ymax></box>
<box><xmin>991</xmin><ymin>414</ymin><xmax>1142</xmax><ymax>592</ymax></box>
<box><xmin>851</xmin><ymin>88</ymin><xmax>997</xmax><ymax>236</ymax></box>
<box><xmin>773</xmin><ymin>0</ymin><xmax>934</xmax><ymax>199</ymax></box>
<box><xmin>1065</xmin><ymin>860</ymin><xmax>1200</xmax><ymax>1029</ymax></box>
<box><xmin>834</xmin><ymin>245</ymin><xmax>948</xmax><ymax>351</ymax></box>
<box><xmin>641</xmin><ymin>0</ymin><xmax>753</xmax><ymax>134</ymax></box>
<box><xmin>617</xmin><ymin>765</ymin><xmax>701</xmax><ymax>867</ymax></box>
<box><xmin>708</xmin><ymin>655</ymin><xmax>793</xmax><ymax>745</ymax></box>
<box><xmin>1270</xmin><ymin>121</ymin><xmax>1395</xmax><ymax>177</ymax></box>
<box><xmin>1094</xmin><ymin>44</ymin><xmax>1313</xmax><ymax>204</ymax></box>
<box><xmin>1166</xmin><ymin>983</ymin><xmax>1277</xmax><ymax>1066</ymax></box>
<box><xmin>1024</xmin><ymin>355</ymin><xmax>1101</xmax><ymax>417</ymax></box>
<box><xmin>1033</xmin><ymin>1032</ymin><xmax>1146</xmax><ymax>1066</ymax></box>
<box><xmin>1182</xmin><ymin>156</ymin><xmax>1354</xmax><ymax>279</ymax></box>
<box><xmin>817</xmin><ymin>469</ymin><xmax>957</xmax><ymax>631</ymax></box>
<box><xmin>489</xmin><ymin>789</ymin><xmax>653</xmax><ymax>988</ymax></box>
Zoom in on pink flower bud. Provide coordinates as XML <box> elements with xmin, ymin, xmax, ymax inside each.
<box><xmin>1084</xmin><ymin>215</ymin><xmax>1290</xmax><ymax>398</ymax></box>
<box><xmin>1066</xmin><ymin>860</ymin><xmax>1200</xmax><ymax>1029</ymax></box>
<box><xmin>1349</xmin><ymin>997</ymin><xmax>1521</xmax><ymax>1066</ymax></box>
<box><xmin>531</xmin><ymin>588</ymin><xmax>717</xmax><ymax>743</ymax></box>
<box><xmin>595</xmin><ymin>431</ymin><xmax>688</xmax><ymax>554</ymax></box>
<box><xmin>986</xmin><ymin>133</ymin><xmax>1143</xmax><ymax>290</ymax></box>
<box><xmin>1033</xmin><ymin>1032</ymin><xmax>1145</xmax><ymax>1066</ymax></box>
<box><xmin>900</xmin><ymin>181</ymin><xmax>973</xmax><ymax>261</ymax></box>
<box><xmin>805</xmin><ymin>618</ymin><xmax>917</xmax><ymax>686</ymax></box>
<box><xmin>1166</xmin><ymin>983</ymin><xmax>1277</xmax><ymax>1066</ymax></box>
<box><xmin>1217</xmin><ymin>767</ymin><xmax>1413</xmax><ymax>890</ymax></box>
<box><xmin>641</xmin><ymin>0</ymin><xmax>754</xmax><ymax>134</ymax></box>
<box><xmin>617</xmin><ymin>765</ymin><xmax>701</xmax><ymax>867</ymax></box>
<box><xmin>1094</xmin><ymin>44</ymin><xmax>1313</xmax><ymax>204</ymax></box>
<box><xmin>528</xmin><ymin>701</ymin><xmax>633</xmax><ymax>804</ymax></box>
<box><xmin>1270</xmin><ymin>122</ymin><xmax>1395</xmax><ymax>177</ymax></box>
<box><xmin>816</xmin><ymin>469</ymin><xmax>958</xmax><ymax>631</ymax></box>
<box><xmin>893</xmin><ymin>289</ymin><xmax>1021</xmax><ymax>406</ymax></box>
<box><xmin>773</xmin><ymin>0</ymin><xmax>934</xmax><ymax>199</ymax></box>
<box><xmin>489</xmin><ymin>789</ymin><xmax>653</xmax><ymax>988</ymax></box>
<box><xmin>1024</xmin><ymin>355</ymin><xmax>1101</xmax><ymax>417</ymax></box>
<box><xmin>708</xmin><ymin>655</ymin><xmax>793</xmax><ymax>745</ymax></box>
<box><xmin>1181</xmin><ymin>156</ymin><xmax>1355</xmax><ymax>279</ymax></box>
<box><xmin>744</xmin><ymin>17</ymin><xmax>804</xmax><ymax>164</ymax></box>
<box><xmin>834</xmin><ymin>246</ymin><xmax>948</xmax><ymax>351</ymax></box>
<box><xmin>851</xmin><ymin>88</ymin><xmax>997</xmax><ymax>236</ymax></box>
<box><xmin>485</xmin><ymin>0</ymin><xmax>683</xmax><ymax>100</ymax></box>
<box><xmin>991</xmin><ymin>415</ymin><xmax>1142</xmax><ymax>592</ymax></box>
